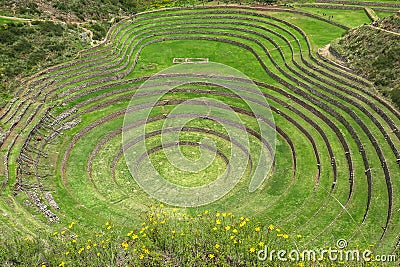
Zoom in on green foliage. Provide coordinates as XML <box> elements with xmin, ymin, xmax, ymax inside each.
<box><xmin>85</xmin><ymin>21</ymin><xmax>111</xmax><ymax>41</ymax></box>
<box><xmin>0</xmin><ymin>83</ymin><xmax>11</xmax><ymax>108</ymax></box>
<box><xmin>37</xmin><ymin>21</ymin><xmax>64</xmax><ymax>36</ymax></box>
<box><xmin>0</xmin><ymin>28</ymin><xmax>18</xmax><ymax>44</ymax></box>
<box><xmin>12</xmin><ymin>38</ymin><xmax>33</xmax><ymax>53</ymax></box>
<box><xmin>378</xmin><ymin>14</ymin><xmax>400</xmax><ymax>33</ymax></box>
<box><xmin>331</xmin><ymin>18</ymin><xmax>400</xmax><ymax>107</ymax></box>
<box><xmin>389</xmin><ymin>88</ymin><xmax>400</xmax><ymax>108</ymax></box>
<box><xmin>0</xmin><ymin>20</ymin><xmax>90</xmax><ymax>105</ymax></box>
<box><xmin>51</xmin><ymin>0</ymin><xmax>134</xmax><ymax>21</ymax></box>
<box><xmin>18</xmin><ymin>1</ymin><xmax>41</xmax><ymax>16</ymax></box>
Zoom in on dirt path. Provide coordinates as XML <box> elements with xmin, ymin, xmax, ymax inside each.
<box><xmin>0</xmin><ymin>15</ymin><xmax>31</xmax><ymax>22</ymax></box>
<box><xmin>318</xmin><ymin>44</ymin><xmax>349</xmax><ymax>68</ymax></box>
<box><xmin>370</xmin><ymin>25</ymin><xmax>400</xmax><ymax>36</ymax></box>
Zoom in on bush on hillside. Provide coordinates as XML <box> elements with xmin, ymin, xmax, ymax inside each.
<box><xmin>331</xmin><ymin>20</ymin><xmax>400</xmax><ymax>108</ymax></box>
<box><xmin>0</xmin><ymin>20</ymin><xmax>90</xmax><ymax>108</ymax></box>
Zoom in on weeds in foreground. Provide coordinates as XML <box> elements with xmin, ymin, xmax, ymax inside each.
<box><xmin>0</xmin><ymin>206</ymin><xmax>392</xmax><ymax>266</ymax></box>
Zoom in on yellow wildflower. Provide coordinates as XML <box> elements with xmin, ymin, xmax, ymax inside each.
<box><xmin>121</xmin><ymin>242</ymin><xmax>129</xmax><ymax>250</ymax></box>
<box><xmin>225</xmin><ymin>225</ymin><xmax>231</xmax><ymax>231</ymax></box>
<box><xmin>258</xmin><ymin>242</ymin><xmax>264</xmax><ymax>247</ymax></box>
<box><xmin>208</xmin><ymin>253</ymin><xmax>215</xmax><ymax>259</ymax></box>
<box><xmin>232</xmin><ymin>229</ymin><xmax>238</xmax><ymax>233</ymax></box>
<box><xmin>255</xmin><ymin>227</ymin><xmax>261</xmax><ymax>232</ymax></box>
<box><xmin>216</xmin><ymin>219</ymin><xmax>221</xmax><ymax>225</ymax></box>
<box><xmin>139</xmin><ymin>254</ymin><xmax>145</xmax><ymax>260</ymax></box>
<box><xmin>250</xmin><ymin>247</ymin><xmax>256</xmax><ymax>253</ymax></box>
<box><xmin>68</xmin><ymin>222</ymin><xmax>76</xmax><ymax>229</ymax></box>
<box><xmin>222</xmin><ymin>212</ymin><xmax>227</xmax><ymax>217</ymax></box>
<box><xmin>59</xmin><ymin>262</ymin><xmax>65</xmax><ymax>267</ymax></box>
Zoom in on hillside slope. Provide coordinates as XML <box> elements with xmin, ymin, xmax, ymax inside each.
<box><xmin>331</xmin><ymin>15</ymin><xmax>400</xmax><ymax>107</ymax></box>
<box><xmin>0</xmin><ymin>0</ymin><xmax>136</xmax><ymax>21</ymax></box>
<box><xmin>0</xmin><ymin>20</ymin><xmax>91</xmax><ymax>107</ymax></box>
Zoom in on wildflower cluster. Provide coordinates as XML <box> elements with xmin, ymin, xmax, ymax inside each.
<box><xmin>3</xmin><ymin>205</ymin><xmax>382</xmax><ymax>266</ymax></box>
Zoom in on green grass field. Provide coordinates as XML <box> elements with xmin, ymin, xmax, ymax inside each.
<box><xmin>0</xmin><ymin>17</ymin><xmax>12</xmax><ymax>24</ymax></box>
<box><xmin>0</xmin><ymin>5</ymin><xmax>399</xmax><ymax>266</ymax></box>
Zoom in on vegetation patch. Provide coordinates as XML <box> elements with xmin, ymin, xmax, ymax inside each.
<box><xmin>0</xmin><ymin>20</ymin><xmax>90</xmax><ymax>107</ymax></box>
<box><xmin>331</xmin><ymin>18</ymin><xmax>400</xmax><ymax>107</ymax></box>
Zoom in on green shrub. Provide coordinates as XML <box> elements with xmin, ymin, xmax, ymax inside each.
<box><xmin>331</xmin><ymin>19</ymin><xmax>400</xmax><ymax>107</ymax></box>
<box><xmin>12</xmin><ymin>38</ymin><xmax>32</xmax><ymax>53</ymax></box>
<box><xmin>0</xmin><ymin>30</ymin><xmax>17</xmax><ymax>45</ymax></box>
<box><xmin>37</xmin><ymin>21</ymin><xmax>64</xmax><ymax>36</ymax></box>
<box><xmin>0</xmin><ymin>20</ymin><xmax>90</xmax><ymax>98</ymax></box>
<box><xmin>389</xmin><ymin>87</ymin><xmax>400</xmax><ymax>108</ymax></box>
